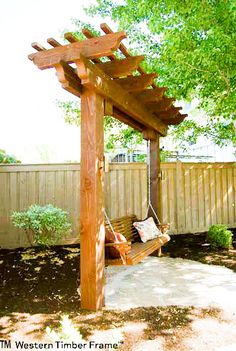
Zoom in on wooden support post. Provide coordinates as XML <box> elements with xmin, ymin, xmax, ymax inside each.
<box><xmin>149</xmin><ymin>133</ymin><xmax>162</xmax><ymax>222</ymax></box>
<box><xmin>143</xmin><ymin>129</ymin><xmax>162</xmax><ymax>223</ymax></box>
<box><xmin>80</xmin><ymin>88</ymin><xmax>105</xmax><ymax>310</ymax></box>
<box><xmin>145</xmin><ymin>132</ymin><xmax>162</xmax><ymax>255</ymax></box>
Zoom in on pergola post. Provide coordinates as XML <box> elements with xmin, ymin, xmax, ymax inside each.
<box><xmin>143</xmin><ymin>129</ymin><xmax>162</xmax><ymax>223</ymax></box>
<box><xmin>149</xmin><ymin>133</ymin><xmax>162</xmax><ymax>256</ymax></box>
<box><xmin>149</xmin><ymin>134</ymin><xmax>162</xmax><ymax>222</ymax></box>
<box><xmin>80</xmin><ymin>88</ymin><xmax>105</xmax><ymax>310</ymax></box>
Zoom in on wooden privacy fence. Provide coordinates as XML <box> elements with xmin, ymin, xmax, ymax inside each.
<box><xmin>0</xmin><ymin>162</ymin><xmax>235</xmax><ymax>248</ymax></box>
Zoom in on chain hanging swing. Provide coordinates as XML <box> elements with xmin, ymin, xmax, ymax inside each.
<box><xmin>145</xmin><ymin>139</ymin><xmax>161</xmax><ymax>224</ymax></box>
<box><xmin>104</xmin><ymin>139</ymin><xmax>161</xmax><ymax>230</ymax></box>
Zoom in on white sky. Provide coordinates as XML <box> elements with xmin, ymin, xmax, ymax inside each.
<box><xmin>0</xmin><ymin>0</ymin><xmax>99</xmax><ymax>163</ymax></box>
<box><xmin>0</xmin><ymin>0</ymin><xmax>234</xmax><ymax>163</ymax></box>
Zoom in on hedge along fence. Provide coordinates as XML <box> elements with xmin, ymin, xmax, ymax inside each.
<box><xmin>0</xmin><ymin>162</ymin><xmax>235</xmax><ymax>248</ymax></box>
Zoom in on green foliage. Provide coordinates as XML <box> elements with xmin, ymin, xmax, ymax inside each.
<box><xmin>56</xmin><ymin>100</ymin><xmax>81</xmax><ymax>126</ymax></box>
<box><xmin>85</xmin><ymin>0</ymin><xmax>236</xmax><ymax>147</ymax></box>
<box><xmin>207</xmin><ymin>224</ymin><xmax>233</xmax><ymax>249</ymax></box>
<box><xmin>172</xmin><ymin>117</ymin><xmax>236</xmax><ymax>150</ymax></box>
<box><xmin>0</xmin><ymin>149</ymin><xmax>20</xmax><ymax>164</ymax></box>
<box><xmin>11</xmin><ymin>205</ymin><xmax>71</xmax><ymax>247</ymax></box>
<box><xmin>160</xmin><ymin>150</ymin><xmax>173</xmax><ymax>162</ymax></box>
<box><xmin>135</xmin><ymin>153</ymin><xmax>146</xmax><ymax>162</ymax></box>
<box><xmin>57</xmin><ymin>99</ymin><xmax>144</xmax><ymax>152</ymax></box>
<box><xmin>104</xmin><ymin>116</ymin><xmax>143</xmax><ymax>152</ymax></box>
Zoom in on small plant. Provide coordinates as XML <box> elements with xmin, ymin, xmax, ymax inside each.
<box><xmin>46</xmin><ymin>315</ymin><xmax>123</xmax><ymax>347</ymax></box>
<box><xmin>46</xmin><ymin>315</ymin><xmax>85</xmax><ymax>343</ymax></box>
<box><xmin>11</xmin><ymin>204</ymin><xmax>71</xmax><ymax>247</ymax></box>
<box><xmin>207</xmin><ymin>224</ymin><xmax>233</xmax><ymax>249</ymax></box>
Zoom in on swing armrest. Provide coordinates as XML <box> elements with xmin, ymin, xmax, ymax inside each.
<box><xmin>105</xmin><ymin>242</ymin><xmax>132</xmax><ymax>255</ymax></box>
<box><xmin>156</xmin><ymin>223</ymin><xmax>170</xmax><ymax>234</ymax></box>
<box><xmin>105</xmin><ymin>241</ymin><xmax>132</xmax><ymax>247</ymax></box>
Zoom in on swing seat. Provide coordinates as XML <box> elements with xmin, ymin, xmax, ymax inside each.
<box><xmin>105</xmin><ymin>215</ymin><xmax>170</xmax><ymax>266</ymax></box>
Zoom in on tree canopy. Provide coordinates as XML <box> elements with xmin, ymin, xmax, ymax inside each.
<box><xmin>83</xmin><ymin>0</ymin><xmax>236</xmax><ymax>148</ymax></box>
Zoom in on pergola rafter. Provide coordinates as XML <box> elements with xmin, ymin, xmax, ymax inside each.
<box><xmin>29</xmin><ymin>24</ymin><xmax>187</xmax><ymax>311</ymax></box>
<box><xmin>29</xmin><ymin>25</ymin><xmax>187</xmax><ymax>134</ymax></box>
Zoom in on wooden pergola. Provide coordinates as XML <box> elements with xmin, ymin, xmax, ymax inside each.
<box><xmin>29</xmin><ymin>23</ymin><xmax>187</xmax><ymax>311</ymax></box>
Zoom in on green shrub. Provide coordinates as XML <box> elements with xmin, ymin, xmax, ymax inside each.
<box><xmin>0</xmin><ymin>149</ymin><xmax>21</xmax><ymax>163</ymax></box>
<box><xmin>11</xmin><ymin>204</ymin><xmax>71</xmax><ymax>247</ymax></box>
<box><xmin>207</xmin><ymin>224</ymin><xmax>233</xmax><ymax>249</ymax></box>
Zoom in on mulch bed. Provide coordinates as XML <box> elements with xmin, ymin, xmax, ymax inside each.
<box><xmin>0</xmin><ymin>246</ymin><xmax>81</xmax><ymax>316</ymax></box>
<box><xmin>0</xmin><ymin>229</ymin><xmax>235</xmax><ymax>317</ymax></box>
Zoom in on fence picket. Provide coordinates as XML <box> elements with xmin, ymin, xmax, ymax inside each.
<box><xmin>0</xmin><ymin>162</ymin><xmax>235</xmax><ymax>248</ymax></box>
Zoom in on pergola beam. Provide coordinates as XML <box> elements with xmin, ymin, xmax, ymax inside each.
<box><xmin>54</xmin><ymin>61</ymin><xmax>82</xmax><ymax>97</ymax></box>
<box><xmin>113</xmin><ymin>108</ymin><xmax>144</xmax><ymax>132</ymax></box>
<box><xmin>132</xmin><ymin>87</ymin><xmax>167</xmax><ymax>102</ymax></box>
<box><xmin>115</xmin><ymin>73</ymin><xmax>157</xmax><ymax>92</ymax></box>
<box><xmin>47</xmin><ymin>38</ymin><xmax>62</xmax><ymax>47</ymax></box>
<box><xmin>157</xmin><ymin>106</ymin><xmax>182</xmax><ymax>120</ymax></box>
<box><xmin>76</xmin><ymin>55</ymin><xmax>168</xmax><ymax>136</ymax></box>
<box><xmin>100</xmin><ymin>23</ymin><xmax>161</xmax><ymax>90</ymax></box>
<box><xmin>82</xmin><ymin>27</ymin><xmax>117</xmax><ymax>62</ymax></box>
<box><xmin>31</xmin><ymin>42</ymin><xmax>46</xmax><ymax>51</ymax></box>
<box><xmin>163</xmin><ymin>113</ymin><xmax>187</xmax><ymax>125</ymax></box>
<box><xmin>29</xmin><ymin>32</ymin><xmax>126</xmax><ymax>69</ymax></box>
<box><xmin>147</xmin><ymin>97</ymin><xmax>175</xmax><ymax>113</ymax></box>
<box><xmin>96</xmin><ymin>55</ymin><xmax>144</xmax><ymax>78</ymax></box>
<box><xmin>101</xmin><ymin>23</ymin><xmax>130</xmax><ymax>58</ymax></box>
<box><xmin>64</xmin><ymin>32</ymin><xmax>79</xmax><ymax>43</ymax></box>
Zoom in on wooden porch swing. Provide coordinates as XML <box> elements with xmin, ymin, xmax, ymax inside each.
<box><xmin>29</xmin><ymin>23</ymin><xmax>187</xmax><ymax>310</ymax></box>
<box><xmin>104</xmin><ymin>140</ymin><xmax>171</xmax><ymax>266</ymax></box>
<box><xmin>104</xmin><ymin>215</ymin><xmax>170</xmax><ymax>266</ymax></box>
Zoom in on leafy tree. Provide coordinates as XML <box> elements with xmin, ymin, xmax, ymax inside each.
<box><xmin>57</xmin><ymin>100</ymin><xmax>144</xmax><ymax>153</ymax></box>
<box><xmin>84</xmin><ymin>0</ymin><xmax>236</xmax><ymax>148</ymax></box>
<box><xmin>0</xmin><ymin>149</ymin><xmax>20</xmax><ymax>164</ymax></box>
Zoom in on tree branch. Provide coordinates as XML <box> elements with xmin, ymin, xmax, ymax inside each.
<box><xmin>184</xmin><ymin>62</ymin><xmax>211</xmax><ymax>74</ymax></box>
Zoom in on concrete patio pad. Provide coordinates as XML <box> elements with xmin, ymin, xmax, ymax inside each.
<box><xmin>105</xmin><ymin>257</ymin><xmax>236</xmax><ymax>314</ymax></box>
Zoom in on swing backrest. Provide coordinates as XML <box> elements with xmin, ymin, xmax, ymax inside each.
<box><xmin>105</xmin><ymin>215</ymin><xmax>140</xmax><ymax>243</ymax></box>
